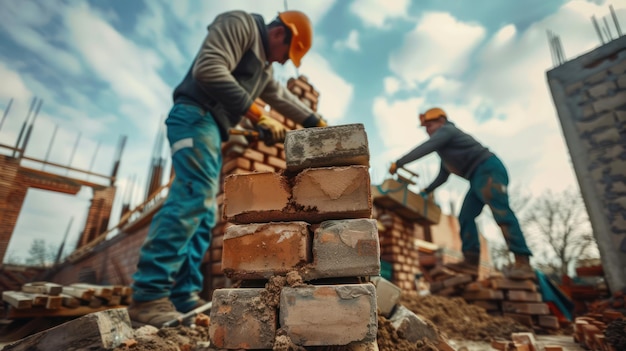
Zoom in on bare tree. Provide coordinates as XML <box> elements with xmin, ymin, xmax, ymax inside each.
<box><xmin>522</xmin><ymin>187</ymin><xmax>598</xmax><ymax>277</ymax></box>
<box><xmin>25</xmin><ymin>239</ymin><xmax>57</xmax><ymax>267</ymax></box>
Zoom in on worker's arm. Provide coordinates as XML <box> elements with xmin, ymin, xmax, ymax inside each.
<box><xmin>395</xmin><ymin>127</ymin><xmax>453</xmax><ymax>168</ymax></box>
<box><xmin>260</xmin><ymin>78</ymin><xmax>326</xmax><ymax>128</ymax></box>
<box><xmin>423</xmin><ymin>162</ymin><xmax>450</xmax><ymax>193</ymax></box>
<box><xmin>192</xmin><ymin>11</ymin><xmax>256</xmax><ymax>120</ymax></box>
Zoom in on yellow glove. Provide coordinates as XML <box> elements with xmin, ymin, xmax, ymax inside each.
<box><xmin>257</xmin><ymin>115</ymin><xmax>286</xmax><ymax>144</ymax></box>
<box><xmin>316</xmin><ymin>118</ymin><xmax>328</xmax><ymax>127</ymax></box>
<box><xmin>389</xmin><ymin>162</ymin><xmax>398</xmax><ymax>175</ymax></box>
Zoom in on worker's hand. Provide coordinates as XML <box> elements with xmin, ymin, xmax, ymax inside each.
<box><xmin>389</xmin><ymin>162</ymin><xmax>398</xmax><ymax>175</ymax></box>
<box><xmin>257</xmin><ymin>115</ymin><xmax>286</xmax><ymax>145</ymax></box>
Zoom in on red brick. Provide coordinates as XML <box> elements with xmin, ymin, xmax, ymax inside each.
<box><xmin>267</xmin><ymin>155</ymin><xmax>286</xmax><ymax>170</ymax></box>
<box><xmin>280</xmin><ymin>284</ymin><xmax>377</xmax><ymax>346</ymax></box>
<box><xmin>222</xmin><ymin>222</ymin><xmax>310</xmax><ymax>279</ymax></box>
<box><xmin>242</xmin><ymin>148</ymin><xmax>265</xmax><ymax>163</ymax></box>
<box><xmin>511</xmin><ymin>332</ymin><xmax>538</xmax><ymax>351</ymax></box>
<box><xmin>255</xmin><ymin>142</ymin><xmax>279</xmax><ymax>156</ymax></box>
<box><xmin>502</xmin><ymin>302</ymin><xmax>550</xmax><ymax>315</ymax></box>
<box><xmin>491</xmin><ymin>279</ymin><xmax>537</xmax><ymax>291</ymax></box>
<box><xmin>291</xmin><ymin>166</ymin><xmax>371</xmax><ymax>222</ymax></box>
<box><xmin>221</xmin><ymin>157</ymin><xmax>251</xmax><ymax>174</ymax></box>
<box><xmin>538</xmin><ymin>315</ymin><xmax>560</xmax><ymax>329</ymax></box>
<box><xmin>251</xmin><ymin>161</ymin><xmax>275</xmax><ymax>172</ymax></box>
<box><xmin>462</xmin><ymin>288</ymin><xmax>504</xmax><ymax>300</ymax></box>
<box><xmin>543</xmin><ymin>346</ymin><xmax>564</xmax><ymax>351</ymax></box>
<box><xmin>507</xmin><ymin>290</ymin><xmax>542</xmax><ymax>302</ymax></box>
<box><xmin>223</xmin><ymin>172</ymin><xmax>290</xmax><ymax>224</ymax></box>
<box><xmin>209</xmin><ymin>288</ymin><xmax>276</xmax><ymax>349</ymax></box>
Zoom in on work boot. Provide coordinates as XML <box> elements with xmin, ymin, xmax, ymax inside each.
<box><xmin>172</xmin><ymin>293</ymin><xmax>208</xmax><ymax>313</ymax></box>
<box><xmin>505</xmin><ymin>254</ymin><xmax>535</xmax><ymax>280</ymax></box>
<box><xmin>444</xmin><ymin>252</ymin><xmax>480</xmax><ymax>277</ymax></box>
<box><xmin>127</xmin><ymin>297</ymin><xmax>182</xmax><ymax>328</ymax></box>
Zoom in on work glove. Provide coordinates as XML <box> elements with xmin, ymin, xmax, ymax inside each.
<box><xmin>257</xmin><ymin>115</ymin><xmax>286</xmax><ymax>145</ymax></box>
<box><xmin>389</xmin><ymin>162</ymin><xmax>398</xmax><ymax>175</ymax></box>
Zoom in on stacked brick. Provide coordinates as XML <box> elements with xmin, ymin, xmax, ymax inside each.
<box><xmin>572</xmin><ymin>311</ymin><xmax>624</xmax><ymax>351</ymax></box>
<box><xmin>287</xmin><ymin>75</ymin><xmax>319</xmax><ymax>111</ymax></box>
<box><xmin>426</xmin><ymin>270</ymin><xmax>566</xmax><ymax>333</ymax></box>
<box><xmin>209</xmin><ymin>124</ymin><xmax>380</xmax><ymax>349</ymax></box>
<box><xmin>211</xmin><ymin>76</ymin><xmax>321</xmax><ymax>292</ymax></box>
<box><xmin>375</xmin><ymin>209</ymin><xmax>424</xmax><ymax>291</ymax></box>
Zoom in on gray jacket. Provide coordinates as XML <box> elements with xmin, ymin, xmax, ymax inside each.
<box><xmin>173</xmin><ymin>11</ymin><xmax>321</xmax><ymax>140</ymax></box>
<box><xmin>396</xmin><ymin>121</ymin><xmax>494</xmax><ymax>193</ymax></box>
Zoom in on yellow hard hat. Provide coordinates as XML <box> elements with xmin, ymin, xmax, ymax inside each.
<box><xmin>419</xmin><ymin>107</ymin><xmax>447</xmax><ymax>126</ymax></box>
<box><xmin>278</xmin><ymin>10</ymin><xmax>312</xmax><ymax>68</ymax></box>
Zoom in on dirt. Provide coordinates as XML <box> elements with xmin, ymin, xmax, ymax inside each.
<box><xmin>400</xmin><ymin>291</ymin><xmax>531</xmax><ymax>342</ymax></box>
<box><xmin>111</xmin><ymin>279</ymin><xmax>532</xmax><ymax>351</ymax></box>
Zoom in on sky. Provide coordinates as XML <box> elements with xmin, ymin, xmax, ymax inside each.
<box><xmin>1</xmin><ymin>0</ymin><xmax>624</xmax><ymax>263</ymax></box>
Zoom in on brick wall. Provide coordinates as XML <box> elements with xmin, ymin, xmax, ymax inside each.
<box><xmin>77</xmin><ymin>186</ymin><xmax>117</xmax><ymax>248</ymax></box>
<box><xmin>547</xmin><ymin>35</ymin><xmax>626</xmax><ymax>292</ymax></box>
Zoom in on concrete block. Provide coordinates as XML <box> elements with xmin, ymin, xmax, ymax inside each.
<box><xmin>389</xmin><ymin>305</ymin><xmax>439</xmax><ymax>344</ymax></box>
<box><xmin>306</xmin><ymin>219</ymin><xmax>380</xmax><ymax>280</ymax></box>
<box><xmin>370</xmin><ymin>276</ymin><xmax>401</xmax><ymax>318</ymax></box>
<box><xmin>292</xmin><ymin>166</ymin><xmax>372</xmax><ymax>222</ymax></box>
<box><xmin>279</xmin><ymin>284</ymin><xmax>377</xmax><ymax>346</ymax></box>
<box><xmin>284</xmin><ymin>124</ymin><xmax>370</xmax><ymax>172</ymax></box>
<box><xmin>223</xmin><ymin>172</ymin><xmax>290</xmax><ymax>223</ymax></box>
<box><xmin>209</xmin><ymin>288</ymin><xmax>276</xmax><ymax>349</ymax></box>
<box><xmin>222</xmin><ymin>222</ymin><xmax>310</xmax><ymax>279</ymax></box>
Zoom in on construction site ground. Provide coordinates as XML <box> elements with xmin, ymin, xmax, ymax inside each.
<box><xmin>0</xmin><ymin>290</ymin><xmax>592</xmax><ymax>351</ymax></box>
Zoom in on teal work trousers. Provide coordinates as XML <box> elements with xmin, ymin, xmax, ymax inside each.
<box><xmin>132</xmin><ymin>103</ymin><xmax>222</xmax><ymax>312</ymax></box>
<box><xmin>458</xmin><ymin>155</ymin><xmax>532</xmax><ymax>257</ymax></box>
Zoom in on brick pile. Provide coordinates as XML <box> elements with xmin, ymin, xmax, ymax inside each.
<box><xmin>572</xmin><ymin>311</ymin><xmax>624</xmax><ymax>351</ymax></box>
<box><xmin>209</xmin><ymin>124</ymin><xmax>380</xmax><ymax>349</ymax></box>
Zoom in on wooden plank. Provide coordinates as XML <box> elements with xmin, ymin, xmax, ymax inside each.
<box><xmin>6</xmin><ymin>305</ymin><xmax>124</xmax><ymax>319</ymax></box>
<box><xmin>2</xmin><ymin>308</ymin><xmax>133</xmax><ymax>350</ymax></box>
<box><xmin>60</xmin><ymin>294</ymin><xmax>80</xmax><ymax>308</ymax></box>
<box><xmin>22</xmin><ymin>282</ymin><xmax>63</xmax><ymax>296</ymax></box>
<box><xmin>61</xmin><ymin>286</ymin><xmax>94</xmax><ymax>301</ymax></box>
<box><xmin>70</xmin><ymin>283</ymin><xmax>112</xmax><ymax>300</ymax></box>
<box><xmin>45</xmin><ymin>296</ymin><xmax>63</xmax><ymax>309</ymax></box>
<box><xmin>2</xmin><ymin>291</ymin><xmax>33</xmax><ymax>309</ymax></box>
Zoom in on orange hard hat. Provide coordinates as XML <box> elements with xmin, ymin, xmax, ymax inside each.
<box><xmin>278</xmin><ymin>10</ymin><xmax>312</xmax><ymax>68</ymax></box>
<box><xmin>419</xmin><ymin>107</ymin><xmax>447</xmax><ymax>126</ymax></box>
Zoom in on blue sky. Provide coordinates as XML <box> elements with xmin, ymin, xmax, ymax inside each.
<box><xmin>1</xmin><ymin>0</ymin><xmax>624</xmax><ymax>262</ymax></box>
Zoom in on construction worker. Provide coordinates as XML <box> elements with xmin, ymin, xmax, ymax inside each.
<box><xmin>389</xmin><ymin>107</ymin><xmax>533</xmax><ymax>279</ymax></box>
<box><xmin>128</xmin><ymin>10</ymin><xmax>326</xmax><ymax>327</ymax></box>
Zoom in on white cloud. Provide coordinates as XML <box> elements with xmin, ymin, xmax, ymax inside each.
<box><xmin>0</xmin><ymin>62</ymin><xmax>31</xmax><ymax>102</ymax></box>
<box><xmin>333</xmin><ymin>30</ymin><xmax>361</xmax><ymax>51</ymax></box>
<box><xmin>350</xmin><ymin>0</ymin><xmax>410</xmax><ymax>28</ymax></box>
<box><xmin>383</xmin><ymin>76</ymin><xmax>401</xmax><ymax>95</ymax></box>
<box><xmin>389</xmin><ymin>12</ymin><xmax>486</xmax><ymax>83</ymax></box>
<box><xmin>296</xmin><ymin>52</ymin><xmax>354</xmax><ymax>124</ymax></box>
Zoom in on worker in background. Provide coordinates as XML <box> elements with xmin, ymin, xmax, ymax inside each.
<box><xmin>389</xmin><ymin>107</ymin><xmax>533</xmax><ymax>279</ymax></box>
<box><xmin>128</xmin><ymin>9</ymin><xmax>327</xmax><ymax>327</ymax></box>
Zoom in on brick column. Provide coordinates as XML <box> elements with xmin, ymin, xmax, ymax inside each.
<box><xmin>0</xmin><ymin>155</ymin><xmax>27</xmax><ymax>262</ymax></box>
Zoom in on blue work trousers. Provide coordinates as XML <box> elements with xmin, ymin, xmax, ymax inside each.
<box><xmin>132</xmin><ymin>103</ymin><xmax>222</xmax><ymax>312</ymax></box>
<box><xmin>458</xmin><ymin>155</ymin><xmax>532</xmax><ymax>257</ymax></box>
